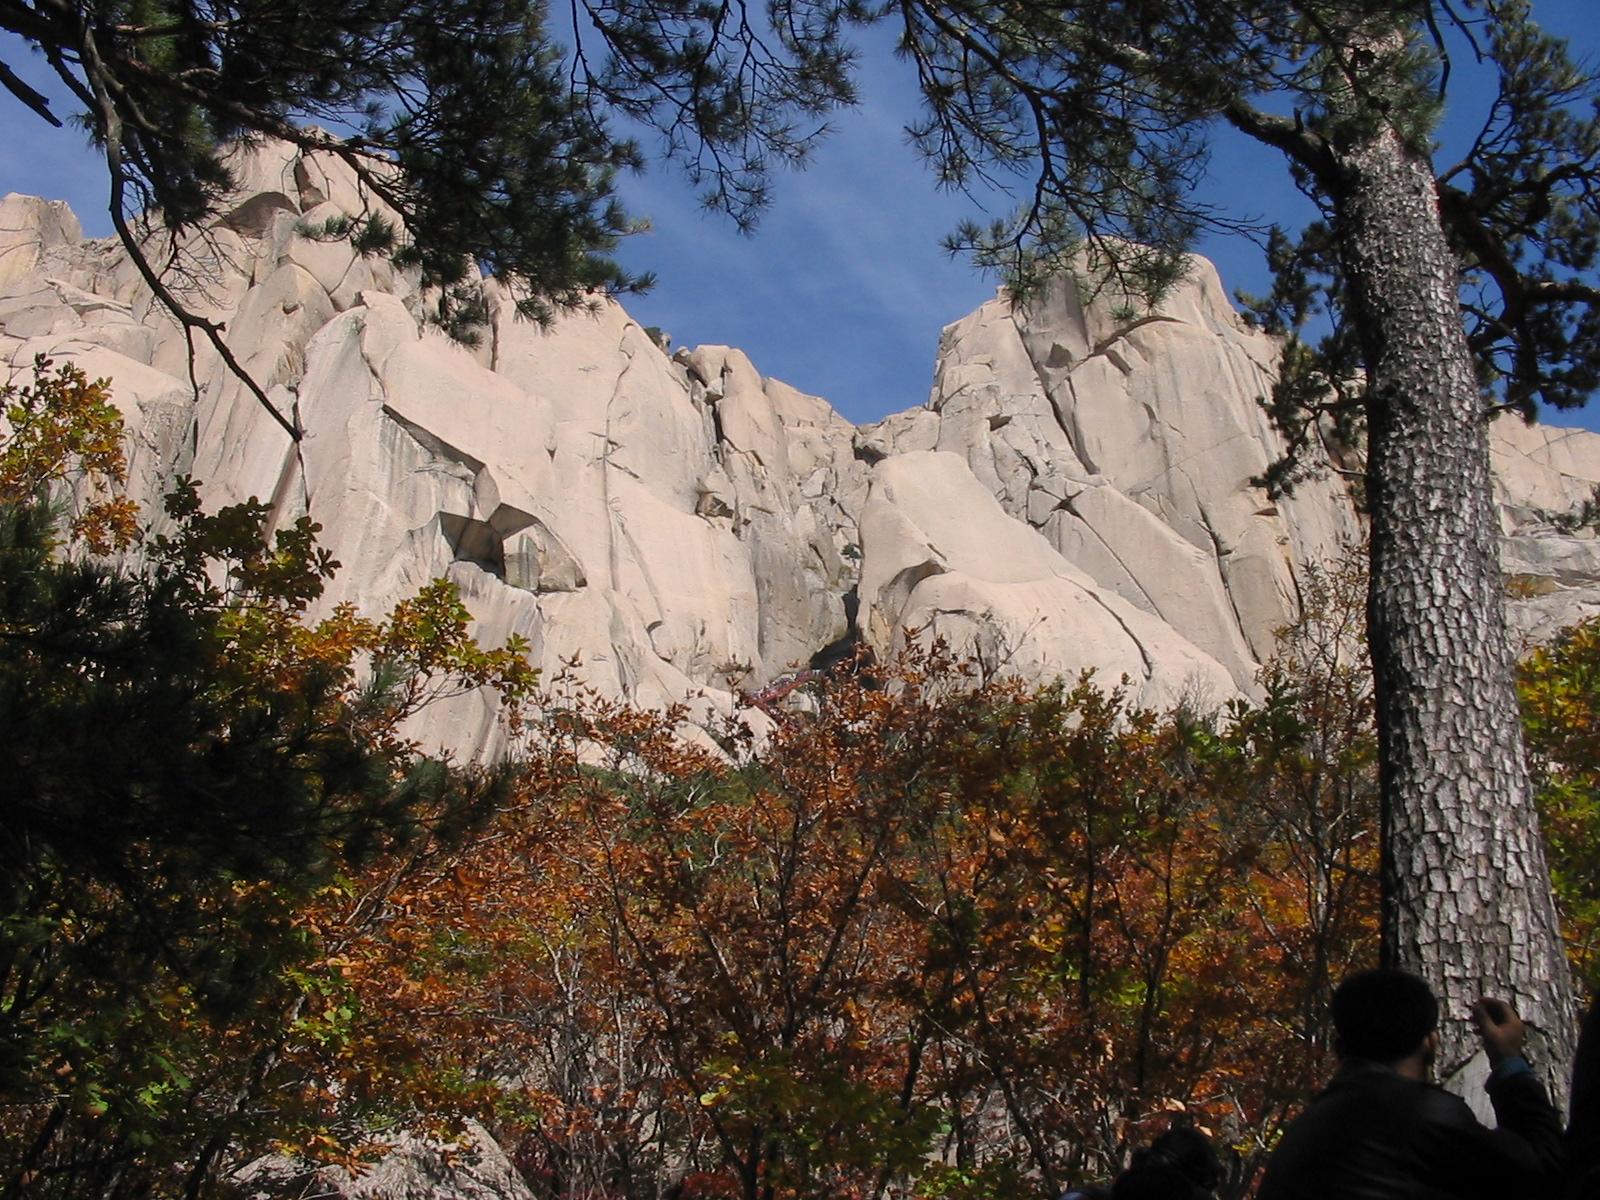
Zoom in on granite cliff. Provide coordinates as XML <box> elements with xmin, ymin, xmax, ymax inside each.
<box><xmin>6</xmin><ymin>141</ymin><xmax>1600</xmax><ymax>757</ymax></box>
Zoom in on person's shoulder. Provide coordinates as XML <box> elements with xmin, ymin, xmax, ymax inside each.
<box><xmin>1410</xmin><ymin>1079</ymin><xmax>1488</xmax><ymax>1129</ymax></box>
<box><xmin>1325</xmin><ymin>1058</ymin><xmax>1427</xmax><ymax>1099</ymax></box>
<box><xmin>1324</xmin><ymin>1061</ymin><xmax>1476</xmax><ymax>1126</ymax></box>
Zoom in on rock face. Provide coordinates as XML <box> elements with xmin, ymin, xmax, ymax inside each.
<box><xmin>1492</xmin><ymin>417</ymin><xmax>1600</xmax><ymax>645</ymax></box>
<box><xmin>233</xmin><ymin>1120</ymin><xmax>536</xmax><ymax>1200</ymax></box>
<box><xmin>7</xmin><ymin>143</ymin><xmax>1600</xmax><ymax>756</ymax></box>
<box><xmin>858</xmin><ymin>267</ymin><xmax>1360</xmax><ymax>689</ymax></box>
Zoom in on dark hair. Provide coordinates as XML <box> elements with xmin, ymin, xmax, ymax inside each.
<box><xmin>1112</xmin><ymin>1126</ymin><xmax>1222</xmax><ymax>1200</ymax></box>
<box><xmin>1332</xmin><ymin>969</ymin><xmax>1439</xmax><ymax>1064</ymax></box>
<box><xmin>1111</xmin><ymin>1164</ymin><xmax>1194</xmax><ymax>1200</ymax></box>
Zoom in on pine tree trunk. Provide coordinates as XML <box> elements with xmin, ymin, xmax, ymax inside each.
<box><xmin>1331</xmin><ymin>126</ymin><xmax>1576</xmax><ymax>1092</ymax></box>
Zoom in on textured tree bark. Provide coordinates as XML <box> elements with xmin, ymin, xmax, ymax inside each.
<box><xmin>1331</xmin><ymin>126</ymin><xmax>1576</xmax><ymax>1092</ymax></box>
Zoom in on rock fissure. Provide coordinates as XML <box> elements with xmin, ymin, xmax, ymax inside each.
<box><xmin>1078</xmin><ymin>580</ymin><xmax>1156</xmax><ymax>681</ymax></box>
<box><xmin>381</xmin><ymin>405</ymin><xmax>487</xmax><ymax>475</ymax></box>
<box><xmin>1061</xmin><ymin>500</ymin><xmax>1161</xmax><ymax>614</ymax></box>
<box><xmin>1086</xmin><ymin>314</ymin><xmax>1181</xmax><ymax>364</ymax></box>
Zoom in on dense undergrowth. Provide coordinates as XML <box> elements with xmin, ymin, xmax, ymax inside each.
<box><xmin>4</xmin><ymin>362</ymin><xmax>1599</xmax><ymax>1200</ymax></box>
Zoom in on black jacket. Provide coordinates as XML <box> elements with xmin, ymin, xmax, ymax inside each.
<box><xmin>1257</xmin><ymin>1058</ymin><xmax>1564</xmax><ymax>1200</ymax></box>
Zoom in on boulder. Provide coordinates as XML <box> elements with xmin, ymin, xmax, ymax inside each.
<box><xmin>233</xmin><ymin>1121</ymin><xmax>536</xmax><ymax>1200</ymax></box>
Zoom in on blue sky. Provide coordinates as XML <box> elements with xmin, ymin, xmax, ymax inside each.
<box><xmin>2</xmin><ymin>2</ymin><xmax>1596</xmax><ymax>429</ymax></box>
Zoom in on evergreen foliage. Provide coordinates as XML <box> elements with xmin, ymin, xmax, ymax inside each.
<box><xmin>1232</xmin><ymin>3</ymin><xmax>1600</xmax><ymax>484</ymax></box>
<box><xmin>0</xmin><ymin>365</ymin><xmax>536</xmax><ymax>1198</ymax></box>
<box><xmin>8</xmin><ymin>1</ymin><xmax>1593</xmax><ymax>405</ymax></box>
<box><xmin>0</xmin><ymin>0</ymin><xmax>649</xmax><ymax>339</ymax></box>
<box><xmin>6</xmin><ymin>1</ymin><xmax>1595</xmax><ymax>396</ymax></box>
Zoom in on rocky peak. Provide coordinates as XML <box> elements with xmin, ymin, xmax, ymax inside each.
<box><xmin>5</xmin><ymin>142</ymin><xmax>1599</xmax><ymax>757</ymax></box>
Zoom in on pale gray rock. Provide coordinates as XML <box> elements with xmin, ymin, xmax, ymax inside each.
<box><xmin>1050</xmin><ymin>483</ymin><xmax>1258</xmax><ymax>684</ymax></box>
<box><xmin>0</xmin><ymin>193</ymin><xmax>80</xmax><ymax>292</ymax></box>
<box><xmin>1493</xmin><ymin>413</ymin><xmax>1600</xmax><ymax>521</ymax></box>
<box><xmin>859</xmin><ymin>451</ymin><xmax>1240</xmax><ymax>712</ymax></box>
<box><xmin>233</xmin><ymin>1120</ymin><xmax>536</xmax><ymax>1200</ymax></box>
<box><xmin>1488</xmin><ymin>416</ymin><xmax>1600</xmax><ymax>647</ymax></box>
<box><xmin>878</xmin><ymin>260</ymin><xmax>1363</xmax><ymax>685</ymax></box>
<box><xmin>11</xmin><ymin>140</ymin><xmax>1600</xmax><ymax>763</ymax></box>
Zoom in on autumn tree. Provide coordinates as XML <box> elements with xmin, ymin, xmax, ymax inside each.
<box><xmin>1520</xmin><ymin>618</ymin><xmax>1600</xmax><ymax>988</ymax></box>
<box><xmin>312</xmin><ymin>637</ymin><xmax>1380</xmax><ymax>1200</ymax></box>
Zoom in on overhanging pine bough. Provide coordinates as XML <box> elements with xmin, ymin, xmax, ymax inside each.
<box><xmin>0</xmin><ymin>0</ymin><xmax>649</xmax><ymax>439</ymax></box>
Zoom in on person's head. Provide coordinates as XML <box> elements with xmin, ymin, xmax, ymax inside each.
<box><xmin>1332</xmin><ymin>968</ymin><xmax>1440</xmax><ymax>1066</ymax></box>
<box><xmin>1110</xmin><ymin>1163</ymin><xmax>1192</xmax><ymax>1200</ymax></box>
<box><xmin>1112</xmin><ymin>1125</ymin><xmax>1222</xmax><ymax>1200</ymax></box>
